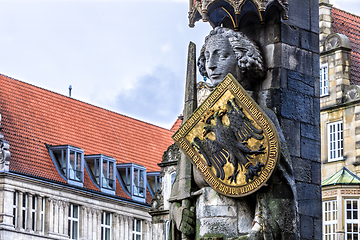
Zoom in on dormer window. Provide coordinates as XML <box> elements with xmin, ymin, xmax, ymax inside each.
<box><xmin>147</xmin><ymin>172</ymin><xmax>161</xmax><ymax>197</ymax></box>
<box><xmin>85</xmin><ymin>155</ymin><xmax>116</xmax><ymax>194</ymax></box>
<box><xmin>47</xmin><ymin>145</ymin><xmax>84</xmax><ymax>186</ymax></box>
<box><xmin>117</xmin><ymin>163</ymin><xmax>146</xmax><ymax>202</ymax></box>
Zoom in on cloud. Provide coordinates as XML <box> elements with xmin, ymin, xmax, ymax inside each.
<box><xmin>114</xmin><ymin>66</ymin><xmax>184</xmax><ymax>128</ymax></box>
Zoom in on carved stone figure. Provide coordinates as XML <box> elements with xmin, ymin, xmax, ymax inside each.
<box><xmin>170</xmin><ymin>27</ymin><xmax>297</xmax><ymax>240</ymax></box>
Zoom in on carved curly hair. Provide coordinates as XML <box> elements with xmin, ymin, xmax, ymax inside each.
<box><xmin>198</xmin><ymin>27</ymin><xmax>264</xmax><ymax>80</ymax></box>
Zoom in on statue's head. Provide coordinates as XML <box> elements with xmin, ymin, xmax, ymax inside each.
<box><xmin>198</xmin><ymin>27</ymin><xmax>264</xmax><ymax>88</ymax></box>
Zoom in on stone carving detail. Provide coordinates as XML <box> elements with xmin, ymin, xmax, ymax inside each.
<box><xmin>344</xmin><ymin>85</ymin><xmax>360</xmax><ymax>102</ymax></box>
<box><xmin>0</xmin><ymin>113</ymin><xmax>10</xmax><ymax>172</ymax></box>
<box><xmin>162</xmin><ymin>143</ymin><xmax>180</xmax><ymax>163</ymax></box>
<box><xmin>151</xmin><ymin>188</ymin><xmax>164</xmax><ymax>211</ymax></box>
<box><xmin>324</xmin><ymin>33</ymin><xmax>352</xmax><ymax>52</ymax></box>
<box><xmin>189</xmin><ymin>0</ymin><xmax>288</xmax><ymax>27</ymax></box>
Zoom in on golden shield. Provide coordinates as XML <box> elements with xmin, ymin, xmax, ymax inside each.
<box><xmin>172</xmin><ymin>74</ymin><xmax>280</xmax><ymax>197</ymax></box>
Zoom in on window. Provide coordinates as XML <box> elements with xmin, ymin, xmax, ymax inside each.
<box><xmin>101</xmin><ymin>212</ymin><xmax>111</xmax><ymax>240</ymax></box>
<box><xmin>13</xmin><ymin>191</ymin><xmax>18</xmax><ymax>228</ymax></box>
<box><xmin>345</xmin><ymin>199</ymin><xmax>359</xmax><ymax>240</ymax></box>
<box><xmin>68</xmin><ymin>204</ymin><xmax>79</xmax><ymax>240</ymax></box>
<box><xmin>323</xmin><ymin>200</ymin><xmax>337</xmax><ymax>240</ymax></box>
<box><xmin>40</xmin><ymin>197</ymin><xmax>45</xmax><ymax>233</ymax></box>
<box><xmin>147</xmin><ymin>172</ymin><xmax>161</xmax><ymax>196</ymax></box>
<box><xmin>328</xmin><ymin>121</ymin><xmax>343</xmax><ymax>161</ymax></box>
<box><xmin>85</xmin><ymin>155</ymin><xmax>116</xmax><ymax>193</ymax></box>
<box><xmin>31</xmin><ymin>195</ymin><xmax>37</xmax><ymax>231</ymax></box>
<box><xmin>22</xmin><ymin>194</ymin><xmax>28</xmax><ymax>229</ymax></box>
<box><xmin>47</xmin><ymin>145</ymin><xmax>84</xmax><ymax>186</ymax></box>
<box><xmin>320</xmin><ymin>64</ymin><xmax>329</xmax><ymax>97</ymax></box>
<box><xmin>165</xmin><ymin>220</ymin><xmax>170</xmax><ymax>240</ymax></box>
<box><xmin>133</xmin><ymin>219</ymin><xmax>142</xmax><ymax>240</ymax></box>
<box><xmin>170</xmin><ymin>172</ymin><xmax>176</xmax><ymax>189</ymax></box>
<box><xmin>117</xmin><ymin>163</ymin><xmax>146</xmax><ymax>202</ymax></box>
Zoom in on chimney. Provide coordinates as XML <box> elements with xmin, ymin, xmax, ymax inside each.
<box><xmin>69</xmin><ymin>85</ymin><xmax>72</xmax><ymax>98</ymax></box>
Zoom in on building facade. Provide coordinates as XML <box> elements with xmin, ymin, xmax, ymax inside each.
<box><xmin>0</xmin><ymin>74</ymin><xmax>175</xmax><ymax>240</ymax></box>
<box><xmin>320</xmin><ymin>1</ymin><xmax>360</xmax><ymax>239</ymax></box>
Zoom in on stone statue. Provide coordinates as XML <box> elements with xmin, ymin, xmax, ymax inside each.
<box><xmin>170</xmin><ymin>27</ymin><xmax>297</xmax><ymax>240</ymax></box>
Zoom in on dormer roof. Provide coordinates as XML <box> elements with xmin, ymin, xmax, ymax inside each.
<box><xmin>0</xmin><ymin>73</ymin><xmax>174</xmax><ymax>203</ymax></box>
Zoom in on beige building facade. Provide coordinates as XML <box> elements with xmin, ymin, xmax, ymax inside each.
<box><xmin>320</xmin><ymin>1</ymin><xmax>360</xmax><ymax>239</ymax></box>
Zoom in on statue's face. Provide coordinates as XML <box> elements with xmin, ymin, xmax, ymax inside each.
<box><xmin>204</xmin><ymin>35</ymin><xmax>238</xmax><ymax>86</ymax></box>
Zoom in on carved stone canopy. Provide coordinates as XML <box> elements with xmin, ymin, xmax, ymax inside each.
<box><xmin>324</xmin><ymin>33</ymin><xmax>352</xmax><ymax>52</ymax></box>
<box><xmin>188</xmin><ymin>0</ymin><xmax>288</xmax><ymax>28</ymax></box>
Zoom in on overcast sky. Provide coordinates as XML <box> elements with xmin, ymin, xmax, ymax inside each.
<box><xmin>0</xmin><ymin>0</ymin><xmax>358</xmax><ymax>129</ymax></box>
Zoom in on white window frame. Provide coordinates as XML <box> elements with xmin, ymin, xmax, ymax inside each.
<box><xmin>323</xmin><ymin>200</ymin><xmax>337</xmax><ymax>240</ymax></box>
<box><xmin>328</xmin><ymin>121</ymin><xmax>343</xmax><ymax>162</ymax></box>
<box><xmin>13</xmin><ymin>191</ymin><xmax>18</xmax><ymax>228</ymax></box>
<box><xmin>40</xmin><ymin>197</ymin><xmax>45</xmax><ymax>233</ymax></box>
<box><xmin>31</xmin><ymin>195</ymin><xmax>37</xmax><ymax>231</ymax></box>
<box><xmin>22</xmin><ymin>194</ymin><xmax>28</xmax><ymax>229</ymax></box>
<box><xmin>133</xmin><ymin>219</ymin><xmax>142</xmax><ymax>240</ymax></box>
<box><xmin>320</xmin><ymin>63</ymin><xmax>329</xmax><ymax>97</ymax></box>
<box><xmin>68</xmin><ymin>204</ymin><xmax>79</xmax><ymax>240</ymax></box>
<box><xmin>345</xmin><ymin>199</ymin><xmax>359</xmax><ymax>240</ymax></box>
<box><xmin>101</xmin><ymin>212</ymin><xmax>111</xmax><ymax>240</ymax></box>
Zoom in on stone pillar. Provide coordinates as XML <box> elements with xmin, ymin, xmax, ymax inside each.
<box><xmin>45</xmin><ymin>197</ymin><xmax>54</xmax><ymax>234</ymax></box>
<box><xmin>80</xmin><ymin>206</ymin><xmax>87</xmax><ymax>239</ymax></box>
<box><xmin>91</xmin><ymin>208</ymin><xmax>96</xmax><ymax>239</ymax></box>
<box><xmin>96</xmin><ymin>210</ymin><xmax>101</xmax><ymax>240</ymax></box>
<box><xmin>128</xmin><ymin>217</ymin><xmax>133</xmax><ymax>240</ymax></box>
<box><xmin>58</xmin><ymin>201</ymin><xmax>64</xmax><ymax>235</ymax></box>
<box><xmin>113</xmin><ymin>214</ymin><xmax>120</xmax><ymax>239</ymax></box>
<box><xmin>0</xmin><ymin>188</ymin><xmax>15</xmax><ymax>228</ymax></box>
<box><xmin>53</xmin><ymin>199</ymin><xmax>59</xmax><ymax>233</ymax></box>
<box><xmin>16</xmin><ymin>191</ymin><xmax>23</xmax><ymax>230</ymax></box>
<box><xmin>26</xmin><ymin>193</ymin><xmax>33</xmax><ymax>232</ymax></box>
<box><xmin>124</xmin><ymin>216</ymin><xmax>129</xmax><ymax>240</ymax></box>
<box><xmin>119</xmin><ymin>215</ymin><xmax>125</xmax><ymax>240</ymax></box>
<box><xmin>319</xmin><ymin>0</ymin><xmax>333</xmax><ymax>51</ymax></box>
<box><xmin>64</xmin><ymin>202</ymin><xmax>69</xmax><ymax>236</ymax></box>
<box><xmin>36</xmin><ymin>196</ymin><xmax>42</xmax><ymax>233</ymax></box>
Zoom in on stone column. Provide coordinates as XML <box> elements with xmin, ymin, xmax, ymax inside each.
<box><xmin>58</xmin><ymin>201</ymin><xmax>64</xmax><ymax>235</ymax></box>
<box><xmin>124</xmin><ymin>216</ymin><xmax>129</xmax><ymax>240</ymax></box>
<box><xmin>26</xmin><ymin>193</ymin><xmax>33</xmax><ymax>232</ymax></box>
<box><xmin>128</xmin><ymin>216</ymin><xmax>133</xmax><ymax>240</ymax></box>
<box><xmin>62</xmin><ymin>201</ymin><xmax>69</xmax><ymax>235</ymax></box>
<box><xmin>113</xmin><ymin>214</ymin><xmax>119</xmax><ymax>239</ymax></box>
<box><xmin>91</xmin><ymin>208</ymin><xmax>96</xmax><ymax>239</ymax></box>
<box><xmin>1</xmin><ymin>188</ymin><xmax>15</xmax><ymax>228</ymax></box>
<box><xmin>45</xmin><ymin>197</ymin><xmax>54</xmax><ymax>234</ymax></box>
<box><xmin>119</xmin><ymin>215</ymin><xmax>125</xmax><ymax>240</ymax></box>
<box><xmin>96</xmin><ymin>210</ymin><xmax>101</xmax><ymax>240</ymax></box>
<box><xmin>80</xmin><ymin>206</ymin><xmax>87</xmax><ymax>240</ymax></box>
<box><xmin>16</xmin><ymin>191</ymin><xmax>23</xmax><ymax>230</ymax></box>
<box><xmin>53</xmin><ymin>200</ymin><xmax>59</xmax><ymax>233</ymax></box>
<box><xmin>36</xmin><ymin>196</ymin><xmax>42</xmax><ymax>233</ymax></box>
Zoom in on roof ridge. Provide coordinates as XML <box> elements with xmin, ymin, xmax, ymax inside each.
<box><xmin>0</xmin><ymin>72</ymin><xmax>173</xmax><ymax>132</ymax></box>
<box><xmin>333</xmin><ymin>7</ymin><xmax>360</xmax><ymax>19</ymax></box>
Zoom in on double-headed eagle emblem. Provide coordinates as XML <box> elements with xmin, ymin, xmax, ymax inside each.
<box><xmin>192</xmin><ymin>98</ymin><xmax>265</xmax><ymax>183</ymax></box>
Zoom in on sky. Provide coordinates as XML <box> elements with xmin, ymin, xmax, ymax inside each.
<box><xmin>0</xmin><ymin>0</ymin><xmax>358</xmax><ymax>129</ymax></box>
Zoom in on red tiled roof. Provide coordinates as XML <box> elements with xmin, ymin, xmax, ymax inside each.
<box><xmin>332</xmin><ymin>8</ymin><xmax>360</xmax><ymax>84</ymax></box>
<box><xmin>0</xmin><ymin>74</ymin><xmax>174</xmax><ymax>201</ymax></box>
<box><xmin>170</xmin><ymin>118</ymin><xmax>182</xmax><ymax>132</ymax></box>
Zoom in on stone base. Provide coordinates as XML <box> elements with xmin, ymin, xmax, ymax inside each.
<box><xmin>196</xmin><ymin>187</ymin><xmax>254</xmax><ymax>239</ymax></box>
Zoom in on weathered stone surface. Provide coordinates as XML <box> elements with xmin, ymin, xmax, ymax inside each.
<box><xmin>301</xmin><ymin>123</ymin><xmax>320</xmax><ymax>140</ymax></box>
<box><xmin>287</xmin><ymin>0</ymin><xmax>311</xmax><ymax>31</ymax></box>
<box><xmin>311</xmin><ymin>161</ymin><xmax>321</xmax><ymax>185</ymax></box>
<box><xmin>293</xmin><ymin>157</ymin><xmax>311</xmax><ymax>183</ymax></box>
<box><xmin>280</xmin><ymin>118</ymin><xmax>301</xmax><ymax>157</ymax></box>
<box><xmin>300</xmin><ymin>215</ymin><xmax>314</xmax><ymax>239</ymax></box>
<box><xmin>280</xmin><ymin>90</ymin><xmax>314</xmax><ymax>124</ymax></box>
<box><xmin>297</xmin><ymin>182</ymin><xmax>321</xmax><ymax>201</ymax></box>
<box><xmin>281</xmin><ymin>24</ymin><xmax>299</xmax><ymax>47</ymax></box>
<box><xmin>301</xmin><ymin>138</ymin><xmax>321</xmax><ymax>161</ymax></box>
